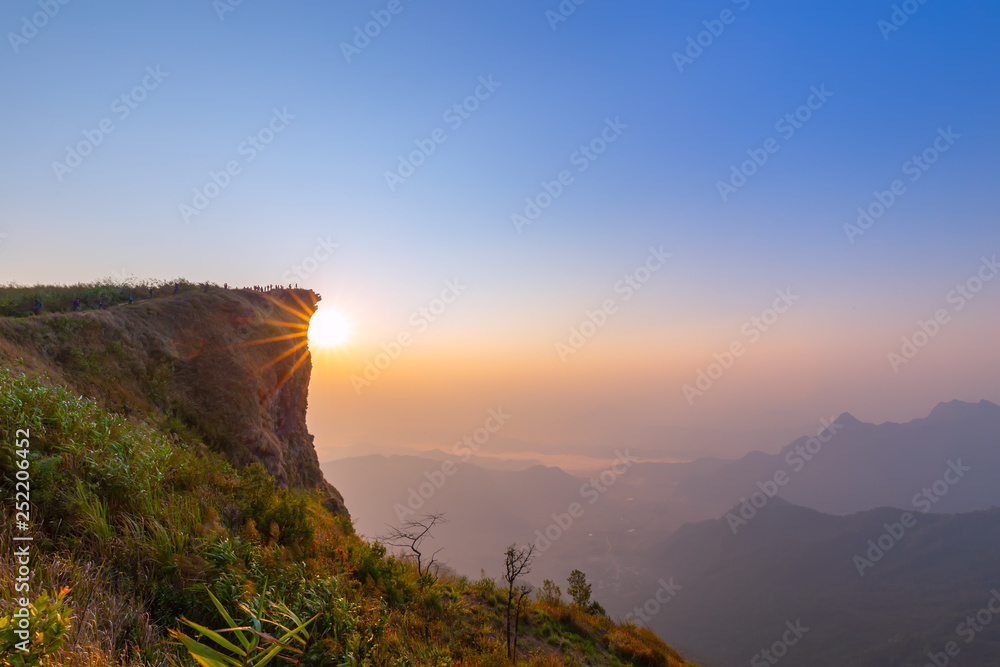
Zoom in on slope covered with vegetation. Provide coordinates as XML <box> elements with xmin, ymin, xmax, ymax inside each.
<box><xmin>0</xmin><ymin>284</ymin><xmax>697</xmax><ymax>666</ymax></box>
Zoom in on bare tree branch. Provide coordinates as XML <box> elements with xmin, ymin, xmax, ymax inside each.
<box><xmin>503</xmin><ymin>543</ymin><xmax>536</xmax><ymax>661</ymax></box>
<box><xmin>378</xmin><ymin>512</ymin><xmax>447</xmax><ymax>583</ymax></box>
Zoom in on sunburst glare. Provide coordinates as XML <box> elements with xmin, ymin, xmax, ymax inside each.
<box><xmin>309</xmin><ymin>307</ymin><xmax>352</xmax><ymax>349</ymax></box>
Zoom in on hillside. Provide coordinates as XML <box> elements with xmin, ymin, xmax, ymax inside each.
<box><xmin>648</xmin><ymin>498</ymin><xmax>1000</xmax><ymax>667</ymax></box>
<box><xmin>322</xmin><ymin>454</ymin><xmax>711</xmax><ymax>622</ymax></box>
<box><xmin>0</xmin><ymin>284</ymin><xmax>695</xmax><ymax>666</ymax></box>
<box><xmin>327</xmin><ymin>404</ymin><xmax>1000</xmax><ymax>663</ymax></box>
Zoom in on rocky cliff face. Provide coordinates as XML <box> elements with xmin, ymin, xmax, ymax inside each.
<box><xmin>0</xmin><ymin>287</ymin><xmax>346</xmax><ymax>515</ymax></box>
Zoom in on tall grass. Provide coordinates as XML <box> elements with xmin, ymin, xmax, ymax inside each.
<box><xmin>0</xmin><ymin>279</ymin><xmax>207</xmax><ymax>317</ymax></box>
<box><xmin>0</xmin><ymin>367</ymin><xmax>697</xmax><ymax>666</ymax></box>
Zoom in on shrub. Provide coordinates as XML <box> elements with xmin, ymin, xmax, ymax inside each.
<box><xmin>0</xmin><ymin>588</ymin><xmax>73</xmax><ymax>666</ymax></box>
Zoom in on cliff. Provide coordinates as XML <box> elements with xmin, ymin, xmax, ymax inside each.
<box><xmin>0</xmin><ymin>286</ymin><xmax>346</xmax><ymax>515</ymax></box>
<box><xmin>0</xmin><ymin>283</ymin><xmax>697</xmax><ymax>666</ymax></box>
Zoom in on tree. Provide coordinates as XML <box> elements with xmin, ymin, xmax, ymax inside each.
<box><xmin>379</xmin><ymin>512</ymin><xmax>447</xmax><ymax>584</ymax></box>
<box><xmin>536</xmin><ymin>579</ymin><xmax>562</xmax><ymax>604</ymax></box>
<box><xmin>512</xmin><ymin>583</ymin><xmax>533</xmax><ymax>664</ymax></box>
<box><xmin>567</xmin><ymin>569</ymin><xmax>606</xmax><ymax>617</ymax></box>
<box><xmin>502</xmin><ymin>543</ymin><xmax>536</xmax><ymax>661</ymax></box>
<box><xmin>567</xmin><ymin>569</ymin><xmax>592</xmax><ymax>607</ymax></box>
<box><xmin>586</xmin><ymin>599</ymin><xmax>607</xmax><ymax>617</ymax></box>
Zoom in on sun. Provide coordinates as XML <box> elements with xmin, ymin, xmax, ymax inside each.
<box><xmin>308</xmin><ymin>307</ymin><xmax>352</xmax><ymax>349</ymax></box>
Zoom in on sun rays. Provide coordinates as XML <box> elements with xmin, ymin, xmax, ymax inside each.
<box><xmin>233</xmin><ymin>290</ymin><xmax>352</xmax><ymax>393</ymax></box>
<box><xmin>234</xmin><ymin>291</ymin><xmax>315</xmax><ymax>393</ymax></box>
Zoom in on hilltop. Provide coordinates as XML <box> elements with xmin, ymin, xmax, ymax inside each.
<box><xmin>0</xmin><ymin>283</ymin><xmax>695</xmax><ymax>666</ymax></box>
<box><xmin>0</xmin><ymin>282</ymin><xmax>342</xmax><ymax>510</ymax></box>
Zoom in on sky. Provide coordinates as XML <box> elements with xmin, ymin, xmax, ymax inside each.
<box><xmin>1</xmin><ymin>0</ymin><xmax>998</xmax><ymax>466</ymax></box>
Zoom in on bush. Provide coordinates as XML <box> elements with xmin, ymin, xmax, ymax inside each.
<box><xmin>0</xmin><ymin>588</ymin><xmax>72</xmax><ymax>666</ymax></box>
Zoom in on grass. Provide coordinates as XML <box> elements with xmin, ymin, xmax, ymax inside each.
<box><xmin>0</xmin><ymin>279</ymin><xmax>209</xmax><ymax>318</ymax></box>
<box><xmin>0</xmin><ymin>287</ymin><xmax>698</xmax><ymax>666</ymax></box>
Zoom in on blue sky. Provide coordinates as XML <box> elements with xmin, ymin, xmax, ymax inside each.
<box><xmin>2</xmin><ymin>0</ymin><xmax>998</xmax><ymax>461</ymax></box>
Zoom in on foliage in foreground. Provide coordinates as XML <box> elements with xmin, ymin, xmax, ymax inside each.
<box><xmin>0</xmin><ymin>367</ymin><xmax>696</xmax><ymax>666</ymax></box>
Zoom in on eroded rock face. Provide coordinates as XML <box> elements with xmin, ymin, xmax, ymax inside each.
<box><xmin>0</xmin><ymin>287</ymin><xmax>347</xmax><ymax>516</ymax></box>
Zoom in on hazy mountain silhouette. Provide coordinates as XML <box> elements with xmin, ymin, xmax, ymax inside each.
<box><xmin>648</xmin><ymin>498</ymin><xmax>1000</xmax><ymax>667</ymax></box>
<box><xmin>672</xmin><ymin>399</ymin><xmax>1000</xmax><ymax>516</ymax></box>
<box><xmin>328</xmin><ymin>399</ymin><xmax>1000</xmax><ymax>665</ymax></box>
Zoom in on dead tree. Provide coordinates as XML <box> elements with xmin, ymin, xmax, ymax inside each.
<box><xmin>503</xmin><ymin>543</ymin><xmax>536</xmax><ymax>661</ymax></box>
<box><xmin>513</xmin><ymin>583</ymin><xmax>533</xmax><ymax>664</ymax></box>
<box><xmin>379</xmin><ymin>512</ymin><xmax>447</xmax><ymax>582</ymax></box>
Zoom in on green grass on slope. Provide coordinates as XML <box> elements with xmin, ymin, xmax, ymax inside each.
<box><xmin>0</xmin><ymin>367</ymin><xmax>695</xmax><ymax>666</ymax></box>
<box><xmin>0</xmin><ymin>280</ymin><xmax>210</xmax><ymax>318</ymax></box>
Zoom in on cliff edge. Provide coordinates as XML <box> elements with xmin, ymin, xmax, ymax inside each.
<box><xmin>0</xmin><ymin>286</ymin><xmax>346</xmax><ymax>515</ymax></box>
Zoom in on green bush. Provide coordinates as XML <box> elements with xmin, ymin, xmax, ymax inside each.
<box><xmin>0</xmin><ymin>588</ymin><xmax>73</xmax><ymax>666</ymax></box>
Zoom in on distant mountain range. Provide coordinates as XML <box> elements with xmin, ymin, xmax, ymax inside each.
<box><xmin>670</xmin><ymin>399</ymin><xmax>1000</xmax><ymax>516</ymax></box>
<box><xmin>323</xmin><ymin>399</ymin><xmax>1000</xmax><ymax>666</ymax></box>
<box><xmin>650</xmin><ymin>499</ymin><xmax>1000</xmax><ymax>667</ymax></box>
